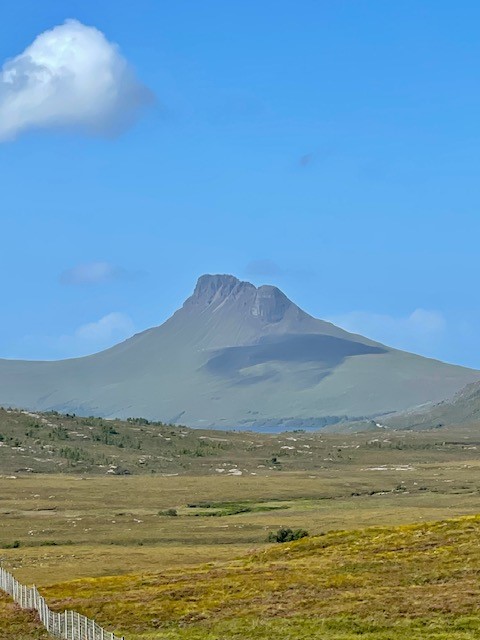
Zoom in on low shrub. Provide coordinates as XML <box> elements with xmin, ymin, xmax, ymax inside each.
<box><xmin>267</xmin><ymin>527</ymin><xmax>309</xmax><ymax>543</ymax></box>
<box><xmin>3</xmin><ymin>540</ymin><xmax>20</xmax><ymax>549</ymax></box>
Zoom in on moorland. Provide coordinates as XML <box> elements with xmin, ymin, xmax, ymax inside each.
<box><xmin>2</xmin><ymin>407</ymin><xmax>480</xmax><ymax>638</ymax></box>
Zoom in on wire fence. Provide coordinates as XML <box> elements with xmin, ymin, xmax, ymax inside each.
<box><xmin>0</xmin><ymin>565</ymin><xmax>125</xmax><ymax>640</ymax></box>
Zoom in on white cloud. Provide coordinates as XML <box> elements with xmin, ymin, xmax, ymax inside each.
<box><xmin>403</xmin><ymin>309</ymin><xmax>446</xmax><ymax>334</ymax></box>
<box><xmin>60</xmin><ymin>261</ymin><xmax>124</xmax><ymax>285</ymax></box>
<box><xmin>54</xmin><ymin>312</ymin><xmax>135</xmax><ymax>357</ymax></box>
<box><xmin>329</xmin><ymin>308</ymin><xmax>447</xmax><ymax>354</ymax></box>
<box><xmin>74</xmin><ymin>312</ymin><xmax>134</xmax><ymax>344</ymax></box>
<box><xmin>0</xmin><ymin>19</ymin><xmax>152</xmax><ymax>141</ymax></box>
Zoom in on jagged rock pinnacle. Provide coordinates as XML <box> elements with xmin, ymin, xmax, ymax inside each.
<box><xmin>190</xmin><ymin>274</ymin><xmax>292</xmax><ymax>323</ymax></box>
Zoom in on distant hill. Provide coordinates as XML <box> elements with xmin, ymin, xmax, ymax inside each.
<box><xmin>384</xmin><ymin>380</ymin><xmax>480</xmax><ymax>430</ymax></box>
<box><xmin>0</xmin><ymin>274</ymin><xmax>478</xmax><ymax>428</ymax></box>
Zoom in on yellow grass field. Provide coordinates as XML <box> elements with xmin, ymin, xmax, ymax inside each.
<box><xmin>34</xmin><ymin>515</ymin><xmax>480</xmax><ymax>639</ymax></box>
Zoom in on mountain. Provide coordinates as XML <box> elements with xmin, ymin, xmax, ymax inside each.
<box><xmin>0</xmin><ymin>274</ymin><xmax>479</xmax><ymax>428</ymax></box>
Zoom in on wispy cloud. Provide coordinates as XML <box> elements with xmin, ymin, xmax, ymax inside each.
<box><xmin>72</xmin><ymin>312</ymin><xmax>134</xmax><ymax>345</ymax></box>
<box><xmin>0</xmin><ymin>19</ymin><xmax>153</xmax><ymax>141</ymax></box>
<box><xmin>60</xmin><ymin>261</ymin><xmax>126</xmax><ymax>286</ymax></box>
<box><xmin>329</xmin><ymin>308</ymin><xmax>447</xmax><ymax>354</ymax></box>
<box><xmin>19</xmin><ymin>312</ymin><xmax>135</xmax><ymax>359</ymax></box>
<box><xmin>54</xmin><ymin>312</ymin><xmax>135</xmax><ymax>357</ymax></box>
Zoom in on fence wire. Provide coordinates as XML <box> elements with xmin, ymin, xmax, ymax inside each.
<box><xmin>0</xmin><ymin>565</ymin><xmax>124</xmax><ymax>640</ymax></box>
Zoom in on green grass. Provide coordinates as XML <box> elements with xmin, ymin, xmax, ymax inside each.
<box><xmin>184</xmin><ymin>500</ymin><xmax>289</xmax><ymax>517</ymax></box>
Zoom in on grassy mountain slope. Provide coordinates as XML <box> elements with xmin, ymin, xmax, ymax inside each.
<box><xmin>0</xmin><ymin>405</ymin><xmax>382</xmax><ymax>475</ymax></box>
<box><xmin>3</xmin><ymin>405</ymin><xmax>480</xmax><ymax>477</ymax></box>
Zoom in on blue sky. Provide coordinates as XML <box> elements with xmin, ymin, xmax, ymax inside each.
<box><xmin>1</xmin><ymin>1</ymin><xmax>480</xmax><ymax>367</ymax></box>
